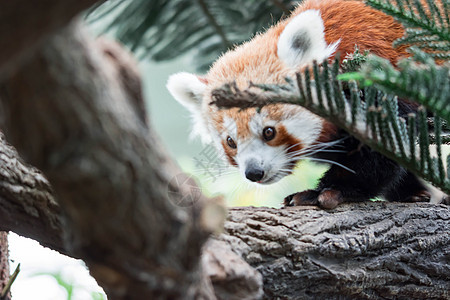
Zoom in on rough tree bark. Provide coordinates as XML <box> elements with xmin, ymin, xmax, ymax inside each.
<box><xmin>221</xmin><ymin>205</ymin><xmax>450</xmax><ymax>299</ymax></box>
<box><xmin>0</xmin><ymin>232</ymin><xmax>10</xmax><ymax>300</ymax></box>
<box><xmin>0</xmin><ymin>14</ymin><xmax>448</xmax><ymax>300</ymax></box>
<box><xmin>0</xmin><ymin>134</ymin><xmax>63</xmax><ymax>254</ymax></box>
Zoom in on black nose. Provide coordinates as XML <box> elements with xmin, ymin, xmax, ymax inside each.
<box><xmin>245</xmin><ymin>167</ymin><xmax>265</xmax><ymax>182</ymax></box>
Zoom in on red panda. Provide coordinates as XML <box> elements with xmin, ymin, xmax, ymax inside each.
<box><xmin>167</xmin><ymin>0</ymin><xmax>436</xmax><ymax>209</ymax></box>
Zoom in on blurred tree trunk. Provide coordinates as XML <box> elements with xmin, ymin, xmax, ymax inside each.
<box><xmin>0</xmin><ymin>20</ymin><xmax>224</xmax><ymax>300</ymax></box>
<box><xmin>0</xmin><ymin>232</ymin><xmax>10</xmax><ymax>300</ymax></box>
<box><xmin>0</xmin><ymin>4</ymin><xmax>448</xmax><ymax>300</ymax></box>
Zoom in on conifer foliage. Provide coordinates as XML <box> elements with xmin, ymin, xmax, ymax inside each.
<box><xmin>88</xmin><ymin>0</ymin><xmax>296</xmax><ymax>70</ymax></box>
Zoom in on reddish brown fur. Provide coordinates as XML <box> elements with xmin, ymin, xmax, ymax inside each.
<box><xmin>267</xmin><ymin>125</ymin><xmax>303</xmax><ymax>153</ymax></box>
<box><xmin>262</xmin><ymin>104</ymin><xmax>287</xmax><ymax>122</ymax></box>
<box><xmin>207</xmin><ymin>0</ymin><xmax>408</xmax><ymax>91</ymax></box>
<box><xmin>295</xmin><ymin>0</ymin><xmax>408</xmax><ymax>65</ymax></box>
<box><xmin>225</xmin><ymin>108</ymin><xmax>256</xmax><ymax>140</ymax></box>
<box><xmin>221</xmin><ymin>140</ymin><xmax>238</xmax><ymax>166</ymax></box>
<box><xmin>206</xmin><ymin>0</ymin><xmax>410</xmax><ymax>156</ymax></box>
<box><xmin>317</xmin><ymin>120</ymin><xmax>339</xmax><ymax>143</ymax></box>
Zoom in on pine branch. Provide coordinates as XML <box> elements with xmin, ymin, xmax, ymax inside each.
<box><xmin>366</xmin><ymin>0</ymin><xmax>450</xmax><ymax>57</ymax></box>
<box><xmin>212</xmin><ymin>59</ymin><xmax>450</xmax><ymax>193</ymax></box>
<box><xmin>195</xmin><ymin>0</ymin><xmax>232</xmax><ymax>49</ymax></box>
<box><xmin>87</xmin><ymin>0</ymin><xmax>297</xmax><ymax>70</ymax></box>
<box><xmin>342</xmin><ymin>53</ymin><xmax>450</xmax><ymax>121</ymax></box>
<box><xmin>367</xmin><ymin>0</ymin><xmax>449</xmax><ymax>40</ymax></box>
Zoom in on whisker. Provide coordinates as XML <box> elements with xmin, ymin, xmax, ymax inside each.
<box><xmin>285</xmin><ymin>138</ymin><xmax>349</xmax><ymax>159</ymax></box>
<box><xmin>285</xmin><ymin>141</ymin><xmax>304</xmax><ymax>152</ymax></box>
<box><xmin>287</xmin><ymin>148</ymin><xmax>347</xmax><ymax>158</ymax></box>
<box><xmin>298</xmin><ymin>157</ymin><xmax>355</xmax><ymax>174</ymax></box>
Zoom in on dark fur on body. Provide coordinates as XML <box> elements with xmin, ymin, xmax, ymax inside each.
<box><xmin>285</xmin><ymin>100</ymin><xmax>430</xmax><ymax>209</ymax></box>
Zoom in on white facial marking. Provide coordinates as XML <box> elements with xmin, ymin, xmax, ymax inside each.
<box><xmin>277</xmin><ymin>9</ymin><xmax>340</xmax><ymax>68</ymax></box>
<box><xmin>218</xmin><ymin>107</ymin><xmax>325</xmax><ymax>184</ymax></box>
<box><xmin>235</xmin><ymin>137</ymin><xmax>287</xmax><ymax>185</ymax></box>
<box><xmin>225</xmin><ymin>113</ymin><xmax>283</xmax><ymax>184</ymax></box>
<box><xmin>222</xmin><ymin>116</ymin><xmax>237</xmax><ymax>140</ymax></box>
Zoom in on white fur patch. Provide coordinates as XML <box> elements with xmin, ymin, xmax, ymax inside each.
<box><xmin>235</xmin><ymin>137</ymin><xmax>287</xmax><ymax>184</ymax></box>
<box><xmin>229</xmin><ymin>110</ymin><xmax>320</xmax><ymax>184</ymax></box>
<box><xmin>166</xmin><ymin>72</ymin><xmax>206</xmax><ymax>112</ymax></box>
<box><xmin>281</xmin><ymin>105</ymin><xmax>323</xmax><ymax>148</ymax></box>
<box><xmin>222</xmin><ymin>116</ymin><xmax>238</xmax><ymax>141</ymax></box>
<box><xmin>166</xmin><ymin>72</ymin><xmax>211</xmax><ymax>143</ymax></box>
<box><xmin>277</xmin><ymin>10</ymin><xmax>340</xmax><ymax>68</ymax></box>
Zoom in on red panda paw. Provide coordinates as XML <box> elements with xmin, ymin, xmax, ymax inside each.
<box><xmin>407</xmin><ymin>190</ymin><xmax>431</xmax><ymax>203</ymax></box>
<box><xmin>284</xmin><ymin>189</ymin><xmax>344</xmax><ymax>209</ymax></box>
<box><xmin>283</xmin><ymin>190</ymin><xmax>320</xmax><ymax>207</ymax></box>
<box><xmin>317</xmin><ymin>188</ymin><xmax>344</xmax><ymax>209</ymax></box>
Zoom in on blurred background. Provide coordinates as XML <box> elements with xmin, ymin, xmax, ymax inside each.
<box><xmin>9</xmin><ymin>1</ymin><xmax>331</xmax><ymax>299</ymax></box>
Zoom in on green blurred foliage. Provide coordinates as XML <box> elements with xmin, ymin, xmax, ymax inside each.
<box><xmin>32</xmin><ymin>272</ymin><xmax>106</xmax><ymax>300</ymax></box>
<box><xmin>179</xmin><ymin>155</ymin><xmax>328</xmax><ymax>207</ymax></box>
<box><xmin>88</xmin><ymin>0</ymin><xmax>299</xmax><ymax>71</ymax></box>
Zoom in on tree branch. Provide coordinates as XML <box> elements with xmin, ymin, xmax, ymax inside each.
<box><xmin>196</xmin><ymin>0</ymin><xmax>232</xmax><ymax>49</ymax></box>
<box><xmin>0</xmin><ymin>133</ymin><xmax>65</xmax><ymax>254</ymax></box>
<box><xmin>221</xmin><ymin>204</ymin><xmax>450</xmax><ymax>299</ymax></box>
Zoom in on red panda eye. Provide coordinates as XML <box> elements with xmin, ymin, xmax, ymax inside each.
<box><xmin>263</xmin><ymin>127</ymin><xmax>276</xmax><ymax>141</ymax></box>
<box><xmin>227</xmin><ymin>136</ymin><xmax>237</xmax><ymax>149</ymax></box>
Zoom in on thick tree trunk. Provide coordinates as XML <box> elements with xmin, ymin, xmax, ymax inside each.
<box><xmin>0</xmin><ymin>17</ymin><xmax>448</xmax><ymax>300</ymax></box>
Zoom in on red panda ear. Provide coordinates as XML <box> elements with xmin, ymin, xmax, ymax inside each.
<box><xmin>277</xmin><ymin>10</ymin><xmax>340</xmax><ymax>69</ymax></box>
<box><xmin>167</xmin><ymin>72</ymin><xmax>213</xmax><ymax>143</ymax></box>
<box><xmin>166</xmin><ymin>72</ymin><xmax>207</xmax><ymax>113</ymax></box>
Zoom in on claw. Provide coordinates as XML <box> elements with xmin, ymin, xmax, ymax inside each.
<box><xmin>408</xmin><ymin>190</ymin><xmax>431</xmax><ymax>202</ymax></box>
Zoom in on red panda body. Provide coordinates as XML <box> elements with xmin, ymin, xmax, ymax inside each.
<box><xmin>168</xmin><ymin>0</ymin><xmax>435</xmax><ymax>208</ymax></box>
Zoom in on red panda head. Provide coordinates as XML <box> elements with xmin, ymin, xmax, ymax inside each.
<box><xmin>167</xmin><ymin>9</ymin><xmax>339</xmax><ymax>184</ymax></box>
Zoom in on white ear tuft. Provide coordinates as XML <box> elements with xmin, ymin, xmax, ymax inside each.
<box><xmin>277</xmin><ymin>10</ymin><xmax>340</xmax><ymax>68</ymax></box>
<box><xmin>166</xmin><ymin>72</ymin><xmax>207</xmax><ymax>113</ymax></box>
<box><xmin>167</xmin><ymin>72</ymin><xmax>213</xmax><ymax>143</ymax></box>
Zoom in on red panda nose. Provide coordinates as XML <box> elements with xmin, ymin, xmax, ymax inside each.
<box><xmin>245</xmin><ymin>167</ymin><xmax>265</xmax><ymax>182</ymax></box>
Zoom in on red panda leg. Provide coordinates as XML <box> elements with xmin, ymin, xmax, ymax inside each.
<box><xmin>383</xmin><ymin>171</ymin><xmax>430</xmax><ymax>202</ymax></box>
<box><xmin>284</xmin><ymin>136</ymin><xmax>430</xmax><ymax>209</ymax></box>
<box><xmin>284</xmin><ymin>189</ymin><xmax>344</xmax><ymax>209</ymax></box>
<box><xmin>284</xmin><ymin>189</ymin><xmax>320</xmax><ymax>207</ymax></box>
